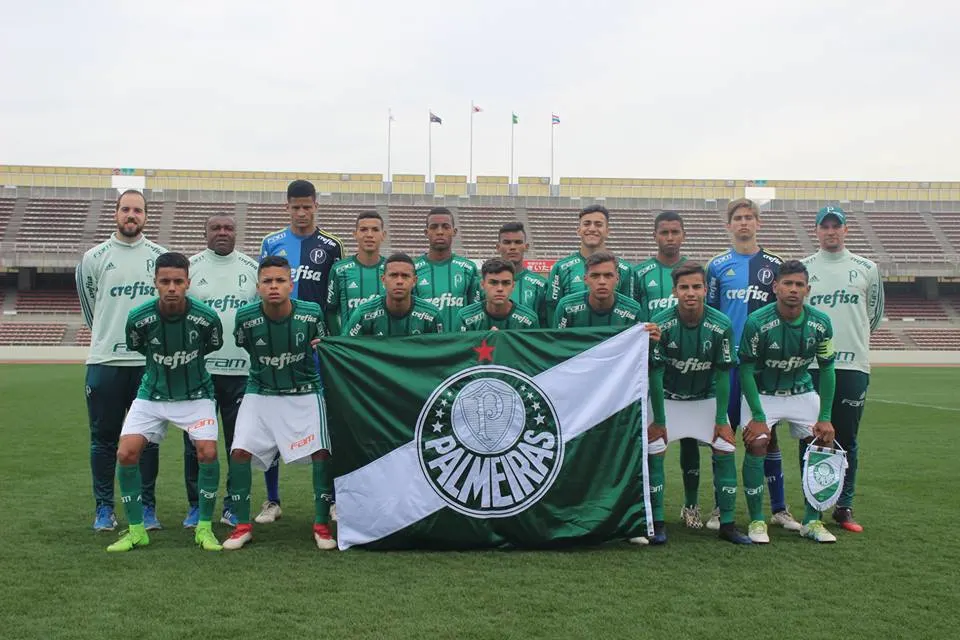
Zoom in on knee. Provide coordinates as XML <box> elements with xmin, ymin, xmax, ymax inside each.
<box><xmin>312</xmin><ymin>449</ymin><xmax>330</xmax><ymax>462</ymax></box>
<box><xmin>746</xmin><ymin>441</ymin><xmax>768</xmax><ymax>457</ymax></box>
<box><xmin>117</xmin><ymin>446</ymin><xmax>141</xmax><ymax>466</ymax></box>
<box><xmin>231</xmin><ymin>449</ymin><xmax>252</xmax><ymax>462</ymax></box>
<box><xmin>195</xmin><ymin>442</ymin><xmax>218</xmax><ymax>463</ymax></box>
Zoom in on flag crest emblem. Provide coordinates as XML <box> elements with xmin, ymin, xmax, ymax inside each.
<box><xmin>802</xmin><ymin>442</ymin><xmax>848</xmax><ymax>511</ymax></box>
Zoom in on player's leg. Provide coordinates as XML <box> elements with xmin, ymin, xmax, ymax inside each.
<box><xmin>814</xmin><ymin>369</ymin><xmax>866</xmax><ymax>532</ymax></box>
<box><xmin>85</xmin><ymin>364</ymin><xmax>121</xmax><ymax>530</ymax></box>
<box><xmin>708</xmin><ymin>368</ymin><xmax>741</xmax><ymax>530</ymax></box>
<box><xmin>647</xmin><ymin>437</ymin><xmax>667</xmax><ymax>545</ymax></box>
<box><xmin>678</xmin><ymin>438</ymin><xmax>702</xmax><ymax>528</ymax></box>
<box><xmin>766</xmin><ymin>424</ymin><xmax>800</xmax><ymax>530</ymax></box>
<box><xmin>740</xmin><ymin>397</ymin><xmax>771</xmax><ymax>543</ymax></box>
<box><xmin>310</xmin><ymin>395</ymin><xmax>336</xmax><ymax>550</ymax></box>
<box><xmin>171</xmin><ymin>399</ymin><xmax>222</xmax><ymax>550</ymax></box>
<box><xmin>223</xmin><ymin>395</ymin><xmax>275</xmax><ymax>550</ymax></box>
<box><xmin>257</xmin><ymin>462</ymin><xmax>282</xmax><ymax>523</ymax></box>
<box><xmin>712</xmin><ymin>444</ymin><xmax>751</xmax><ymax>544</ymax></box>
<box><xmin>215</xmin><ymin>375</ymin><xmax>245</xmax><ymax>526</ymax></box>
<box><xmin>785</xmin><ymin>394</ymin><xmax>837</xmax><ymax>543</ymax></box>
<box><xmin>122</xmin><ymin>366</ymin><xmax>161</xmax><ymax>530</ymax></box>
<box><xmin>182</xmin><ymin>430</ymin><xmax>199</xmax><ymax>528</ymax></box>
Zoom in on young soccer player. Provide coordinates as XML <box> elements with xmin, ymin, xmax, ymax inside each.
<box><xmin>553</xmin><ymin>252</ymin><xmax>645</xmax><ymax>328</ymax></box>
<box><xmin>326</xmin><ymin>212</ymin><xmax>387</xmax><ymax>335</ymax></box>
<box><xmin>106</xmin><ymin>252</ymin><xmax>224</xmax><ymax>552</ymax></box>
<box><xmin>494</xmin><ymin>222</ymin><xmax>548</xmax><ymax>325</ymax></box>
<box><xmin>413</xmin><ymin>207</ymin><xmax>480</xmax><ymax>329</ymax></box>
<box><xmin>644</xmin><ymin>262</ymin><xmax>751</xmax><ymax>545</ymax></box>
<box><xmin>223</xmin><ymin>256</ymin><xmax>335</xmax><ymax>550</ymax></box>
<box><xmin>738</xmin><ymin>260</ymin><xmax>838</xmax><ymax>544</ymax></box>
<box><xmin>343</xmin><ymin>253</ymin><xmax>444</xmax><ymax>336</ymax></box>
<box><xmin>456</xmin><ymin>258</ymin><xmax>539</xmax><ymax>331</ymax></box>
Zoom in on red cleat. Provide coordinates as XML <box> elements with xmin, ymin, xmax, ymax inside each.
<box><xmin>313</xmin><ymin>524</ymin><xmax>337</xmax><ymax>550</ymax></box>
<box><xmin>223</xmin><ymin>523</ymin><xmax>253</xmax><ymax>550</ymax></box>
<box><xmin>832</xmin><ymin>507</ymin><xmax>863</xmax><ymax>533</ymax></box>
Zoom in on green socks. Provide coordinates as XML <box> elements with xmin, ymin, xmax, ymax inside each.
<box><xmin>803</xmin><ymin>502</ymin><xmax>821</xmax><ymax>525</ymax></box>
<box><xmin>313</xmin><ymin>458</ymin><xmax>332</xmax><ymax>525</ymax></box>
<box><xmin>117</xmin><ymin>464</ymin><xmax>144</xmax><ymax>526</ymax></box>
<box><xmin>648</xmin><ymin>454</ymin><xmax>665</xmax><ymax>523</ymax></box>
<box><xmin>713</xmin><ymin>453</ymin><xmax>738</xmax><ymax>525</ymax></box>
<box><xmin>197</xmin><ymin>460</ymin><xmax>220</xmax><ymax>524</ymax></box>
<box><xmin>679</xmin><ymin>439</ymin><xmax>701</xmax><ymax>507</ymax></box>
<box><xmin>229</xmin><ymin>459</ymin><xmax>253</xmax><ymax>525</ymax></box>
<box><xmin>742</xmin><ymin>454</ymin><xmax>766</xmax><ymax>522</ymax></box>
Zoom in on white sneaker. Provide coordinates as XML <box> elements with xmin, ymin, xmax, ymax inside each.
<box><xmin>313</xmin><ymin>524</ymin><xmax>337</xmax><ymax>550</ymax></box>
<box><xmin>680</xmin><ymin>505</ymin><xmax>703</xmax><ymax>529</ymax></box>
<box><xmin>800</xmin><ymin>520</ymin><xmax>837</xmax><ymax>543</ymax></box>
<box><xmin>222</xmin><ymin>525</ymin><xmax>253</xmax><ymax>550</ymax></box>
<box><xmin>705</xmin><ymin>507</ymin><xmax>721</xmax><ymax>531</ymax></box>
<box><xmin>628</xmin><ymin>536</ymin><xmax>650</xmax><ymax>546</ymax></box>
<box><xmin>771</xmin><ymin>509</ymin><xmax>802</xmax><ymax>531</ymax></box>
<box><xmin>748</xmin><ymin>519</ymin><xmax>770</xmax><ymax>544</ymax></box>
<box><xmin>254</xmin><ymin>501</ymin><xmax>282</xmax><ymax>524</ymax></box>
<box><xmin>330</xmin><ymin>504</ymin><xmax>337</xmax><ymax>522</ymax></box>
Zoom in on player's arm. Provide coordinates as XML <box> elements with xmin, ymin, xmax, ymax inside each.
<box><xmin>259</xmin><ymin>235</ymin><xmax>270</xmax><ymax>261</ymax></box>
<box><xmin>545</xmin><ymin>264</ymin><xmax>563</xmax><ymax>321</ymax></box>
<box><xmin>75</xmin><ymin>252</ymin><xmax>97</xmax><ymax>328</ymax></box>
<box><xmin>812</xmin><ymin>318</ymin><xmax>837</xmax><ymax>441</ymax></box>
<box><xmin>432</xmin><ymin>317</ymin><xmax>445</xmax><ymax>334</ymax></box>
<box><xmin>737</xmin><ymin>319</ymin><xmax>766</xmax><ymax>422</ymax></box>
<box><xmin>535</xmin><ymin>286</ymin><xmax>549</xmax><ymax>328</ymax></box>
<box><xmin>469</xmin><ymin>267</ymin><xmax>481</xmax><ymax>304</ymax></box>
<box><xmin>705</xmin><ymin>259</ymin><xmax>720</xmax><ymax>310</ymax></box>
<box><xmin>325</xmin><ymin>275</ymin><xmax>340</xmax><ymax>335</ymax></box>
<box><xmin>233</xmin><ymin>310</ymin><xmax>250</xmax><ymax>351</ymax></box>
<box><xmin>204</xmin><ymin>315</ymin><xmax>224</xmax><ymax>354</ymax></box>
<box><xmin>552</xmin><ymin>305</ymin><xmax>568</xmax><ymax>329</ymax></box>
<box><xmin>125</xmin><ymin>314</ymin><xmax>145</xmax><ymax>356</ymax></box>
<box><xmin>454</xmin><ymin>310</ymin><xmax>468</xmax><ymax>333</ymax></box>
<box><xmin>617</xmin><ymin>261</ymin><xmax>633</xmax><ymax>296</ymax></box>
<box><xmin>868</xmin><ymin>268</ymin><xmax>885</xmax><ymax>333</ymax></box>
<box><xmin>341</xmin><ymin>307</ymin><xmax>365</xmax><ymax>337</ymax></box>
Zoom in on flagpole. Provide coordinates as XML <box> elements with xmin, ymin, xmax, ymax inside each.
<box><xmin>428</xmin><ymin>110</ymin><xmax>432</xmax><ymax>186</ymax></box>
<box><xmin>510</xmin><ymin>117</ymin><xmax>515</xmax><ymax>185</ymax></box>
<box><xmin>469</xmin><ymin>101</ymin><xmax>474</xmax><ymax>186</ymax></box>
<box><xmin>387</xmin><ymin>109</ymin><xmax>393</xmax><ymax>186</ymax></box>
<box><xmin>550</xmin><ymin>120</ymin><xmax>555</xmax><ymax>186</ymax></box>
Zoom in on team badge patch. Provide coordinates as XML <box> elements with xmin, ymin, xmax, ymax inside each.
<box><xmin>416</xmin><ymin>365</ymin><xmax>563</xmax><ymax>518</ymax></box>
<box><xmin>802</xmin><ymin>441</ymin><xmax>848</xmax><ymax>511</ymax></box>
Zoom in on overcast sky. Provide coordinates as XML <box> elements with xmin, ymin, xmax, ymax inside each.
<box><xmin>1</xmin><ymin>0</ymin><xmax>957</xmax><ymax>182</ymax></box>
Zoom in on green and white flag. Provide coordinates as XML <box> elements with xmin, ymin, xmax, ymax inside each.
<box><xmin>802</xmin><ymin>441</ymin><xmax>848</xmax><ymax>512</ymax></box>
<box><xmin>318</xmin><ymin>325</ymin><xmax>652</xmax><ymax>550</ymax></box>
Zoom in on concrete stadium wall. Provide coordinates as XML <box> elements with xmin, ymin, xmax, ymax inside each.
<box><xmin>2</xmin><ymin>347</ymin><xmax>960</xmax><ymax>365</ymax></box>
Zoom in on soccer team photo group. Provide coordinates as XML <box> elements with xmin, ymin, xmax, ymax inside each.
<box><xmin>77</xmin><ymin>178</ymin><xmax>881</xmax><ymax>553</ymax></box>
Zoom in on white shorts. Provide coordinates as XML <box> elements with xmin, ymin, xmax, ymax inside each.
<box><xmin>232</xmin><ymin>393</ymin><xmax>330</xmax><ymax>470</ymax></box>
<box><xmin>645</xmin><ymin>398</ymin><xmax>736</xmax><ymax>455</ymax></box>
<box><xmin>120</xmin><ymin>398</ymin><xmax>219</xmax><ymax>444</ymax></box>
<box><xmin>739</xmin><ymin>393</ymin><xmax>820</xmax><ymax>439</ymax></box>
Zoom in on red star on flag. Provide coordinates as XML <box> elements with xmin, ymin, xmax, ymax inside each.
<box><xmin>472</xmin><ymin>338</ymin><xmax>495</xmax><ymax>363</ymax></box>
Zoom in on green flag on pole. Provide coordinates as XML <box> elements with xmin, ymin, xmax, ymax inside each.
<box><xmin>317</xmin><ymin>325</ymin><xmax>652</xmax><ymax>550</ymax></box>
<box><xmin>512</xmin><ymin>112</ymin><xmax>519</xmax><ymax>124</ymax></box>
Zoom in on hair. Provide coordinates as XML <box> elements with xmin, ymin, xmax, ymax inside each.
<box><xmin>585</xmin><ymin>251</ymin><xmax>617</xmax><ymax>270</ymax></box>
<box><xmin>356</xmin><ymin>211</ymin><xmax>384</xmax><ymax>228</ymax></box>
<box><xmin>671</xmin><ymin>261</ymin><xmax>706</xmax><ymax>286</ymax></box>
<box><xmin>258</xmin><ymin>255</ymin><xmax>290</xmax><ymax>274</ymax></box>
<box><xmin>726</xmin><ymin>198</ymin><xmax>760</xmax><ymax>222</ymax></box>
<box><xmin>498</xmin><ymin>221</ymin><xmax>526</xmax><ymax>240</ymax></box>
<box><xmin>776</xmin><ymin>259</ymin><xmax>808</xmax><ymax>282</ymax></box>
<box><xmin>155</xmin><ymin>252</ymin><xmax>189</xmax><ymax>275</ymax></box>
<box><xmin>115</xmin><ymin>189</ymin><xmax>147</xmax><ymax>214</ymax></box>
<box><xmin>481</xmin><ymin>257</ymin><xmax>516</xmax><ymax>278</ymax></box>
<box><xmin>286</xmin><ymin>179</ymin><xmax>317</xmax><ymax>201</ymax></box>
<box><xmin>579</xmin><ymin>204</ymin><xmax>610</xmax><ymax>220</ymax></box>
<box><xmin>654</xmin><ymin>210</ymin><xmax>684</xmax><ymax>231</ymax></box>
<box><xmin>384</xmin><ymin>252</ymin><xmax>415</xmax><ymax>269</ymax></box>
<box><xmin>425</xmin><ymin>206</ymin><xmax>455</xmax><ymax>227</ymax></box>
<box><xmin>205</xmin><ymin>213</ymin><xmax>235</xmax><ymax>225</ymax></box>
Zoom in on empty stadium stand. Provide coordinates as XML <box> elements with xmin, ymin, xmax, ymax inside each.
<box><xmin>882</xmin><ymin>295</ymin><xmax>948</xmax><ymax>321</ymax></box>
<box><xmin>870</xmin><ymin>329</ymin><xmax>905</xmax><ymax>350</ymax></box>
<box><xmin>15</xmin><ymin>289</ymin><xmax>81</xmax><ymax>314</ymax></box>
<box><xmin>457</xmin><ymin>207</ymin><xmax>519</xmax><ymax>260</ymax></box>
<box><xmin>0</xmin><ymin>196</ymin><xmax>15</xmax><ymax>239</ymax></box>
<box><xmin>866</xmin><ymin>211</ymin><xmax>945</xmax><ymax>258</ymax></box>
<box><xmin>384</xmin><ymin>205</ymin><xmax>431</xmax><ymax>256</ymax></box>
<box><xmin>0</xmin><ymin>323</ymin><xmax>66</xmax><ymax>346</ymax></box>
<box><xmin>904</xmin><ymin>328</ymin><xmax>960</xmax><ymax>350</ymax></box>
<box><xmin>75</xmin><ymin>326</ymin><xmax>91</xmax><ymax>347</ymax></box>
<box><xmin>18</xmin><ymin>199</ymin><xmax>88</xmax><ymax>248</ymax></box>
<box><xmin>168</xmin><ymin>202</ymin><xmax>237</xmax><ymax>254</ymax></box>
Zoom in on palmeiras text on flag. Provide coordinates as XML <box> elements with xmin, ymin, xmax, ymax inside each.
<box><xmin>317</xmin><ymin>325</ymin><xmax>652</xmax><ymax>550</ymax></box>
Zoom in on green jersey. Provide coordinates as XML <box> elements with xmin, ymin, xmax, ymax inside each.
<box><xmin>413</xmin><ymin>254</ymin><xmax>481</xmax><ymax>330</ymax></box>
<box><xmin>343</xmin><ymin>296</ymin><xmax>444</xmax><ymax>337</ymax></box>
<box><xmin>801</xmin><ymin>249</ymin><xmax>884</xmax><ymax>374</ymax></box>
<box><xmin>126</xmin><ymin>297</ymin><xmax>223</xmax><ymax>401</ymax></box>
<box><xmin>234</xmin><ymin>299</ymin><xmax>327</xmax><ymax>396</ymax></box>
<box><xmin>76</xmin><ymin>234</ymin><xmax>168</xmax><ymax>365</ymax></box>
<box><xmin>546</xmin><ymin>252</ymin><xmax>633</xmax><ymax>320</ymax></box>
<box><xmin>188</xmin><ymin>249</ymin><xmax>259</xmax><ymax>376</ymax></box>
<box><xmin>326</xmin><ymin>255</ymin><xmax>386</xmax><ymax>334</ymax></box>
<box><xmin>633</xmin><ymin>257</ymin><xmax>687</xmax><ymax>322</ymax></box>
<box><xmin>480</xmin><ymin>269</ymin><xmax>548</xmax><ymax>326</ymax></box>
<box><xmin>739</xmin><ymin>303</ymin><xmax>835</xmax><ymax>395</ymax></box>
<box><xmin>553</xmin><ymin>292</ymin><xmax>644</xmax><ymax>328</ymax></box>
<box><xmin>455</xmin><ymin>301</ymin><xmax>540</xmax><ymax>332</ymax></box>
<box><xmin>650</xmin><ymin>305</ymin><xmax>736</xmax><ymax>400</ymax></box>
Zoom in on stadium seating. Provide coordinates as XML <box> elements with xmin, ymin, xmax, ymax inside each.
<box><xmin>0</xmin><ymin>323</ymin><xmax>66</xmax><ymax>346</ymax></box>
<box><xmin>384</xmin><ymin>205</ymin><xmax>431</xmax><ymax>256</ymax></box>
<box><xmin>168</xmin><ymin>202</ymin><xmax>237</xmax><ymax>254</ymax></box>
<box><xmin>904</xmin><ymin>328</ymin><xmax>960</xmax><ymax>350</ymax></box>
<box><xmin>870</xmin><ymin>329</ymin><xmax>905</xmax><ymax>350</ymax></box>
<box><xmin>18</xmin><ymin>199</ymin><xmax>88</xmax><ymax>248</ymax></box>
<box><xmin>0</xmin><ymin>197</ymin><xmax>15</xmax><ymax>239</ymax></box>
<box><xmin>457</xmin><ymin>208</ymin><xmax>520</xmax><ymax>260</ymax></box>
<box><xmin>882</xmin><ymin>295</ymin><xmax>948</xmax><ymax>321</ymax></box>
<box><xmin>75</xmin><ymin>325</ymin><xmax>91</xmax><ymax>346</ymax></box>
<box><xmin>864</xmin><ymin>211</ymin><xmax>944</xmax><ymax>258</ymax></box>
<box><xmin>929</xmin><ymin>211</ymin><xmax>960</xmax><ymax>254</ymax></box>
<box><xmin>15</xmin><ymin>289</ymin><xmax>81</xmax><ymax>314</ymax></box>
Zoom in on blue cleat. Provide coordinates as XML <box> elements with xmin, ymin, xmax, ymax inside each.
<box><xmin>93</xmin><ymin>505</ymin><xmax>117</xmax><ymax>531</ymax></box>
<box><xmin>719</xmin><ymin>523</ymin><xmax>753</xmax><ymax>545</ymax></box>
<box><xmin>650</xmin><ymin>521</ymin><xmax>668</xmax><ymax>545</ymax></box>
<box><xmin>182</xmin><ymin>506</ymin><xmax>200</xmax><ymax>529</ymax></box>
<box><xmin>219</xmin><ymin>509</ymin><xmax>238</xmax><ymax>527</ymax></box>
<box><xmin>142</xmin><ymin>505</ymin><xmax>163</xmax><ymax>531</ymax></box>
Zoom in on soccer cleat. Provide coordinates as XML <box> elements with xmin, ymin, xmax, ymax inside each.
<box><xmin>748</xmin><ymin>520</ymin><xmax>770</xmax><ymax>544</ymax></box>
<box><xmin>800</xmin><ymin>520</ymin><xmax>837</xmax><ymax>543</ymax></box>
<box><xmin>718</xmin><ymin>523</ymin><xmax>753</xmax><ymax>545</ymax></box>
<box><xmin>771</xmin><ymin>509</ymin><xmax>802</xmax><ymax>531</ymax></box>
<box><xmin>649</xmin><ymin>521</ymin><xmax>667</xmax><ymax>545</ymax></box>
<box><xmin>142</xmin><ymin>506</ymin><xmax>163</xmax><ymax>531</ymax></box>
<box><xmin>194</xmin><ymin>525</ymin><xmax>223</xmax><ymax>551</ymax></box>
<box><xmin>255</xmin><ymin>501</ymin><xmax>282</xmax><ymax>524</ymax></box>
<box><xmin>832</xmin><ymin>507</ymin><xmax>863</xmax><ymax>533</ymax></box>
<box><xmin>93</xmin><ymin>505</ymin><xmax>118</xmax><ymax>531</ymax></box>
<box><xmin>627</xmin><ymin>536</ymin><xmax>649</xmax><ymax>546</ymax></box>
<box><xmin>106</xmin><ymin>525</ymin><xmax>149</xmax><ymax>552</ymax></box>
<box><xmin>220</xmin><ymin>509</ymin><xmax>238</xmax><ymax>527</ymax></box>
<box><xmin>222</xmin><ymin>524</ymin><xmax>253</xmax><ymax>550</ymax></box>
<box><xmin>680</xmin><ymin>505</ymin><xmax>703</xmax><ymax>529</ymax></box>
<box><xmin>182</xmin><ymin>506</ymin><xmax>199</xmax><ymax>529</ymax></box>
<box><xmin>705</xmin><ymin>507</ymin><xmax>721</xmax><ymax>531</ymax></box>
<box><xmin>313</xmin><ymin>524</ymin><xmax>337</xmax><ymax>550</ymax></box>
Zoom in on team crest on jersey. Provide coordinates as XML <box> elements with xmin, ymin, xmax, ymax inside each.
<box><xmin>188</xmin><ymin>330</ymin><xmax>198</xmax><ymax>344</ymax></box>
<box><xmin>416</xmin><ymin>365</ymin><xmax>563</xmax><ymax>518</ymax></box>
<box><xmin>454</xmin><ymin>274</ymin><xmax>464</xmax><ymax>286</ymax></box>
<box><xmin>295</xmin><ymin>332</ymin><xmax>306</xmax><ymax>346</ymax></box>
<box><xmin>802</xmin><ymin>442</ymin><xmax>848</xmax><ymax>511</ymax></box>
<box><xmin>146</xmin><ymin>259</ymin><xmax>155</xmax><ymax>273</ymax></box>
<box><xmin>757</xmin><ymin>267</ymin><xmax>775</xmax><ymax>285</ymax></box>
<box><xmin>702</xmin><ymin>339</ymin><xmax>712</xmax><ymax>354</ymax></box>
<box><xmin>310</xmin><ymin>248</ymin><xmax>327</xmax><ymax>265</ymax></box>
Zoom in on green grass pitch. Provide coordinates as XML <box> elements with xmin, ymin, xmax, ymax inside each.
<box><xmin>1</xmin><ymin>364</ymin><xmax>958</xmax><ymax>639</ymax></box>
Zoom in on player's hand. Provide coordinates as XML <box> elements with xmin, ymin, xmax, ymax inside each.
<box><xmin>311</xmin><ymin>338</ymin><xmax>322</xmax><ymax>348</ymax></box>
<box><xmin>490</xmin><ymin>326</ymin><xmax>499</xmax><ymax>331</ymax></box>
<box><xmin>644</xmin><ymin>323</ymin><xmax>661</xmax><ymax>343</ymax></box>
<box><xmin>813</xmin><ymin>421</ymin><xmax>835</xmax><ymax>445</ymax></box>
<box><xmin>647</xmin><ymin>423</ymin><xmax>667</xmax><ymax>444</ymax></box>
<box><xmin>742</xmin><ymin>420</ymin><xmax>770</xmax><ymax>445</ymax></box>
<box><xmin>713</xmin><ymin>423</ymin><xmax>735</xmax><ymax>446</ymax></box>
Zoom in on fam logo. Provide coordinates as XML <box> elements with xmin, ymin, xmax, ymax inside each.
<box><xmin>310</xmin><ymin>248</ymin><xmax>328</xmax><ymax>265</ymax></box>
<box><xmin>757</xmin><ymin>267</ymin><xmax>775</xmax><ymax>286</ymax></box>
<box><xmin>416</xmin><ymin>366</ymin><xmax>563</xmax><ymax>519</ymax></box>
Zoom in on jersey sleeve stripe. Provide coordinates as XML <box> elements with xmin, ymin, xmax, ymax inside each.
<box><xmin>75</xmin><ymin>263</ymin><xmax>94</xmax><ymax>327</ymax></box>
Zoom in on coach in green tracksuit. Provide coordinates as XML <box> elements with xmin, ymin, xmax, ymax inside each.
<box><xmin>802</xmin><ymin>206</ymin><xmax>884</xmax><ymax>533</ymax></box>
<box><xmin>75</xmin><ymin>190</ymin><xmax>166</xmax><ymax>531</ymax></box>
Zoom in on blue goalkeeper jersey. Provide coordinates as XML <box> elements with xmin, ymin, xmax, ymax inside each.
<box><xmin>706</xmin><ymin>247</ymin><xmax>783</xmax><ymax>348</ymax></box>
<box><xmin>260</xmin><ymin>226</ymin><xmax>344</xmax><ymax>307</ymax></box>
